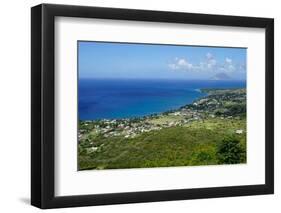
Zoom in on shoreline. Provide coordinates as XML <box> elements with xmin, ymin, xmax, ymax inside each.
<box><xmin>79</xmin><ymin>87</ymin><xmax>246</xmax><ymax>139</ymax></box>
<box><xmin>79</xmin><ymin>87</ymin><xmax>245</xmax><ymax>122</ymax></box>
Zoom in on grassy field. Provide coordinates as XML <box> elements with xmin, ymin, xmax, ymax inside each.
<box><xmin>149</xmin><ymin>115</ymin><xmax>182</xmax><ymax>125</ymax></box>
<box><xmin>78</xmin><ymin>117</ymin><xmax>246</xmax><ymax>170</ymax></box>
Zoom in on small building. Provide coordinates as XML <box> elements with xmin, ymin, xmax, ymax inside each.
<box><xmin>235</xmin><ymin>129</ymin><xmax>243</xmax><ymax>134</ymax></box>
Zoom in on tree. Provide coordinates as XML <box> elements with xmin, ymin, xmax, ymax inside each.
<box><xmin>216</xmin><ymin>136</ymin><xmax>243</xmax><ymax>164</ymax></box>
<box><xmin>226</xmin><ymin>104</ymin><xmax>246</xmax><ymax>116</ymax></box>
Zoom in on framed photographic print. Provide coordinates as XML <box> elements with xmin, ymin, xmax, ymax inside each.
<box><xmin>31</xmin><ymin>3</ymin><xmax>274</xmax><ymax>209</ymax></box>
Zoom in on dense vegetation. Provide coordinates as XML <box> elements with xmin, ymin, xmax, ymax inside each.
<box><xmin>78</xmin><ymin>88</ymin><xmax>246</xmax><ymax>170</ymax></box>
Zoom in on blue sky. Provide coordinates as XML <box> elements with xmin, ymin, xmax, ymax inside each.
<box><xmin>78</xmin><ymin>41</ymin><xmax>246</xmax><ymax>80</ymax></box>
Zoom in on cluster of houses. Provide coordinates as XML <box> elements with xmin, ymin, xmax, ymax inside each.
<box><xmin>79</xmin><ymin>89</ymin><xmax>246</xmax><ymax>140</ymax></box>
<box><xmin>80</xmin><ymin>118</ymin><xmax>163</xmax><ymax>139</ymax></box>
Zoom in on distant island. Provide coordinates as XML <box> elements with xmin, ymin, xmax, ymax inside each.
<box><xmin>78</xmin><ymin>88</ymin><xmax>246</xmax><ymax>170</ymax></box>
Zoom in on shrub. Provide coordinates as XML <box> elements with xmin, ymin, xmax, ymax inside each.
<box><xmin>216</xmin><ymin>136</ymin><xmax>243</xmax><ymax>164</ymax></box>
<box><xmin>190</xmin><ymin>151</ymin><xmax>214</xmax><ymax>165</ymax></box>
<box><xmin>226</xmin><ymin>104</ymin><xmax>246</xmax><ymax>116</ymax></box>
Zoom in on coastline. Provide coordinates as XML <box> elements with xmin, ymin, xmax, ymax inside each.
<box><xmin>79</xmin><ymin>79</ymin><xmax>246</xmax><ymax>120</ymax></box>
<box><xmin>78</xmin><ymin>87</ymin><xmax>246</xmax><ymax>170</ymax></box>
<box><xmin>80</xmin><ymin>87</ymin><xmax>245</xmax><ymax>122</ymax></box>
<box><xmin>79</xmin><ymin>87</ymin><xmax>246</xmax><ymax>139</ymax></box>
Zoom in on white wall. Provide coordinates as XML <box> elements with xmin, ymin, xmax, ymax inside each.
<box><xmin>0</xmin><ymin>0</ymin><xmax>279</xmax><ymax>212</ymax></box>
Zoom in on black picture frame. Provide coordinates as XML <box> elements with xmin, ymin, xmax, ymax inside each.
<box><xmin>31</xmin><ymin>3</ymin><xmax>274</xmax><ymax>209</ymax></box>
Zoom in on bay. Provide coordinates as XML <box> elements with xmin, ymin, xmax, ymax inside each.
<box><xmin>79</xmin><ymin>79</ymin><xmax>246</xmax><ymax>120</ymax></box>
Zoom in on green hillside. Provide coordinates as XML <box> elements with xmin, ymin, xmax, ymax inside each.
<box><xmin>78</xmin><ymin>88</ymin><xmax>246</xmax><ymax>170</ymax></box>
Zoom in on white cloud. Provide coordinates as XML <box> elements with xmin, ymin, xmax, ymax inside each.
<box><xmin>225</xmin><ymin>57</ymin><xmax>232</xmax><ymax>64</ymax></box>
<box><xmin>193</xmin><ymin>53</ymin><xmax>217</xmax><ymax>71</ymax></box>
<box><xmin>206</xmin><ymin>52</ymin><xmax>213</xmax><ymax>60</ymax></box>
<box><xmin>168</xmin><ymin>53</ymin><xmax>244</xmax><ymax>75</ymax></box>
<box><xmin>218</xmin><ymin>57</ymin><xmax>237</xmax><ymax>73</ymax></box>
<box><xmin>206</xmin><ymin>53</ymin><xmax>217</xmax><ymax>69</ymax></box>
<box><xmin>168</xmin><ymin>58</ymin><xmax>193</xmax><ymax>71</ymax></box>
<box><xmin>168</xmin><ymin>63</ymin><xmax>178</xmax><ymax>70</ymax></box>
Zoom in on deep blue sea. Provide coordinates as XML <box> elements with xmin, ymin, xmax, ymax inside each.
<box><xmin>79</xmin><ymin>79</ymin><xmax>246</xmax><ymax>120</ymax></box>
